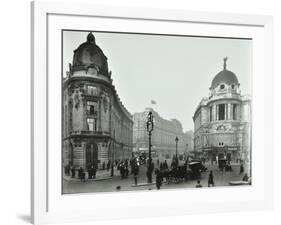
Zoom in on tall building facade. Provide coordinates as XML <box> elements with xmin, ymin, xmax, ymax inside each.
<box><xmin>184</xmin><ymin>130</ymin><xmax>194</xmax><ymax>156</ymax></box>
<box><xmin>133</xmin><ymin>108</ymin><xmax>187</xmax><ymax>159</ymax></box>
<box><xmin>193</xmin><ymin>58</ymin><xmax>251</xmax><ymax>163</ymax></box>
<box><xmin>63</xmin><ymin>32</ymin><xmax>133</xmax><ymax>169</ymax></box>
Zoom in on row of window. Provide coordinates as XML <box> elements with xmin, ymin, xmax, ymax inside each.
<box><xmin>87</xmin><ymin>85</ymin><xmax>98</xmax><ymax>95</ymax></box>
<box><xmin>86</xmin><ymin>101</ymin><xmax>97</xmax><ymax>116</ymax></box>
<box><xmin>209</xmin><ymin>104</ymin><xmax>238</xmax><ymax>121</ymax></box>
<box><xmin>220</xmin><ymin>84</ymin><xmax>236</xmax><ymax>90</ymax></box>
<box><xmin>87</xmin><ymin>118</ymin><xmax>97</xmax><ymax>131</ymax></box>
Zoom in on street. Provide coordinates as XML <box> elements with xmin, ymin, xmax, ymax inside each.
<box><xmin>63</xmin><ymin>161</ymin><xmax>250</xmax><ymax>194</ymax></box>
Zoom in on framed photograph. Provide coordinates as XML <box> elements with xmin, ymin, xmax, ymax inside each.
<box><xmin>31</xmin><ymin>1</ymin><xmax>273</xmax><ymax>224</ymax></box>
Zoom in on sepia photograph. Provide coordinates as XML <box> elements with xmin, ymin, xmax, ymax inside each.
<box><xmin>62</xmin><ymin>30</ymin><xmax>252</xmax><ymax>194</ymax></box>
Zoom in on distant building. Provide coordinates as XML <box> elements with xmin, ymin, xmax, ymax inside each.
<box><xmin>192</xmin><ymin>57</ymin><xmax>251</xmax><ymax>163</ymax></box>
<box><xmin>133</xmin><ymin>108</ymin><xmax>187</xmax><ymax>160</ymax></box>
<box><xmin>63</xmin><ymin>32</ymin><xmax>133</xmax><ymax>170</ymax></box>
<box><xmin>183</xmin><ymin>130</ymin><xmax>194</xmax><ymax>156</ymax></box>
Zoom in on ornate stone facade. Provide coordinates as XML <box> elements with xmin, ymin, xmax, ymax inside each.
<box><xmin>63</xmin><ymin>33</ymin><xmax>133</xmax><ymax>169</ymax></box>
<box><xmin>193</xmin><ymin>58</ymin><xmax>251</xmax><ymax>163</ymax></box>
<box><xmin>133</xmin><ymin>108</ymin><xmax>190</xmax><ymax>160</ymax></box>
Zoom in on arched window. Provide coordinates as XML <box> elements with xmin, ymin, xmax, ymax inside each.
<box><xmin>218</xmin><ymin>104</ymin><xmax>225</xmax><ymax>120</ymax></box>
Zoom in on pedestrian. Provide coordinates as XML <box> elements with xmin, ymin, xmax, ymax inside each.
<box><xmin>120</xmin><ymin>163</ymin><xmax>125</xmax><ymax>178</ymax></box>
<box><xmin>107</xmin><ymin>160</ymin><xmax>111</xmax><ymax>171</ymax></box>
<box><xmin>78</xmin><ymin>167</ymin><xmax>84</xmax><ymax>181</ymax></box>
<box><xmin>146</xmin><ymin>159</ymin><xmax>154</xmax><ymax>183</ymax></box>
<box><xmin>208</xmin><ymin>170</ymin><xmax>215</xmax><ymax>187</ymax></box>
<box><xmin>102</xmin><ymin>161</ymin><xmax>105</xmax><ymax>170</ymax></box>
<box><xmin>155</xmin><ymin>169</ymin><xmax>163</xmax><ymax>190</ymax></box>
<box><xmin>133</xmin><ymin>165</ymin><xmax>139</xmax><ymax>185</ymax></box>
<box><xmin>242</xmin><ymin>173</ymin><xmax>249</xmax><ymax>182</ymax></box>
<box><xmin>116</xmin><ymin>186</ymin><xmax>121</xmax><ymax>191</ymax></box>
<box><xmin>64</xmin><ymin>164</ymin><xmax>70</xmax><ymax>176</ymax></box>
<box><xmin>240</xmin><ymin>164</ymin><xmax>244</xmax><ymax>174</ymax></box>
<box><xmin>81</xmin><ymin>171</ymin><xmax>86</xmax><ymax>182</ymax></box>
<box><xmin>88</xmin><ymin>166</ymin><xmax>92</xmax><ymax>179</ymax></box>
<box><xmin>195</xmin><ymin>180</ymin><xmax>202</xmax><ymax>188</ymax></box>
<box><xmin>71</xmin><ymin>166</ymin><xmax>75</xmax><ymax>178</ymax></box>
<box><xmin>92</xmin><ymin>164</ymin><xmax>96</xmax><ymax>179</ymax></box>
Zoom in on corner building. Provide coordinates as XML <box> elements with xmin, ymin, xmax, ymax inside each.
<box><xmin>193</xmin><ymin>58</ymin><xmax>251</xmax><ymax>163</ymax></box>
<box><xmin>63</xmin><ymin>33</ymin><xmax>133</xmax><ymax>169</ymax></box>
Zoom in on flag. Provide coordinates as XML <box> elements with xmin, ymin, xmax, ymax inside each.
<box><xmin>151</xmin><ymin>100</ymin><xmax>157</xmax><ymax>104</ymax></box>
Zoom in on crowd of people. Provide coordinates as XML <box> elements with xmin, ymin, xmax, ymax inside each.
<box><xmin>63</xmin><ymin>156</ymin><xmax>250</xmax><ymax>190</ymax></box>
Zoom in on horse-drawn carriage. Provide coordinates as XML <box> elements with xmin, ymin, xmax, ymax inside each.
<box><xmin>159</xmin><ymin>160</ymin><xmax>207</xmax><ymax>184</ymax></box>
<box><xmin>218</xmin><ymin>159</ymin><xmax>232</xmax><ymax>171</ymax></box>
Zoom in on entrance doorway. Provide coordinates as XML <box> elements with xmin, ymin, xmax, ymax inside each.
<box><xmin>86</xmin><ymin>141</ymin><xmax>98</xmax><ymax>168</ymax></box>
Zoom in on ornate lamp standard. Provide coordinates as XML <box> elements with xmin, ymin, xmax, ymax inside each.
<box><xmin>146</xmin><ymin>111</ymin><xmax>154</xmax><ymax>183</ymax></box>
<box><xmin>175</xmin><ymin>136</ymin><xmax>179</xmax><ymax>161</ymax></box>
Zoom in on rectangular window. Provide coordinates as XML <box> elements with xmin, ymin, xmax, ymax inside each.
<box><xmin>87</xmin><ymin>101</ymin><xmax>96</xmax><ymax>115</ymax></box>
<box><xmin>87</xmin><ymin>118</ymin><xmax>96</xmax><ymax>131</ymax></box>
<box><xmin>218</xmin><ymin>104</ymin><xmax>225</xmax><ymax>120</ymax></box>
<box><xmin>209</xmin><ymin>106</ymin><xmax>212</xmax><ymax>122</ymax></box>
<box><xmin>233</xmin><ymin>104</ymin><xmax>237</xmax><ymax>120</ymax></box>
<box><xmin>87</xmin><ymin>85</ymin><xmax>97</xmax><ymax>95</ymax></box>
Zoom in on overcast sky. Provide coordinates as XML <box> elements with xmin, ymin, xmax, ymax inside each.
<box><xmin>63</xmin><ymin>30</ymin><xmax>252</xmax><ymax>132</ymax></box>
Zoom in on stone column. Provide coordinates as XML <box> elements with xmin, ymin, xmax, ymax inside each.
<box><xmin>228</xmin><ymin>103</ymin><xmax>232</xmax><ymax>120</ymax></box>
<box><xmin>237</xmin><ymin>104</ymin><xmax>241</xmax><ymax>121</ymax></box>
<box><xmin>98</xmin><ymin>100</ymin><xmax>102</xmax><ymax>131</ymax></box>
<box><xmin>215</xmin><ymin>104</ymin><xmax>218</xmax><ymax>121</ymax></box>
<box><xmin>213</xmin><ymin>105</ymin><xmax>216</xmax><ymax>121</ymax></box>
<box><xmin>224</xmin><ymin>104</ymin><xmax>226</xmax><ymax>120</ymax></box>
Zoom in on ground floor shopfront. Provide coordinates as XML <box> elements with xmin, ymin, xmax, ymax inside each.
<box><xmin>203</xmin><ymin>146</ymin><xmax>240</xmax><ymax>163</ymax></box>
<box><xmin>191</xmin><ymin>146</ymin><xmax>242</xmax><ymax>164</ymax></box>
<box><xmin>63</xmin><ymin>133</ymin><xmax>132</xmax><ymax>170</ymax></box>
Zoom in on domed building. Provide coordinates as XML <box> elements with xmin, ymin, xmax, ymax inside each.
<box><xmin>63</xmin><ymin>32</ymin><xmax>133</xmax><ymax>170</ymax></box>
<box><xmin>192</xmin><ymin>57</ymin><xmax>251</xmax><ymax>164</ymax></box>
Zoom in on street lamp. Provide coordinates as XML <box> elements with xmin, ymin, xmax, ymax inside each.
<box><xmin>146</xmin><ymin>111</ymin><xmax>154</xmax><ymax>183</ymax></box>
<box><xmin>175</xmin><ymin>136</ymin><xmax>179</xmax><ymax>160</ymax></box>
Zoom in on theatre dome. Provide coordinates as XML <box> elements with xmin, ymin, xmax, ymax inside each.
<box><xmin>71</xmin><ymin>32</ymin><xmax>109</xmax><ymax>76</ymax></box>
<box><xmin>210</xmin><ymin>57</ymin><xmax>239</xmax><ymax>89</ymax></box>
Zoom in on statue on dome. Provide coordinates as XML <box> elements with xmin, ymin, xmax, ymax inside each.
<box><xmin>223</xmin><ymin>56</ymin><xmax>228</xmax><ymax>70</ymax></box>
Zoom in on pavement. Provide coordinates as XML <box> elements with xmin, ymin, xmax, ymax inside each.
<box><xmin>63</xmin><ymin>161</ymin><xmax>251</xmax><ymax>194</ymax></box>
<box><xmin>63</xmin><ymin>169</ymin><xmax>112</xmax><ymax>182</ymax></box>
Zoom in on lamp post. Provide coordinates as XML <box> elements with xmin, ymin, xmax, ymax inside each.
<box><xmin>146</xmin><ymin>111</ymin><xmax>154</xmax><ymax>183</ymax></box>
<box><xmin>175</xmin><ymin>136</ymin><xmax>179</xmax><ymax>160</ymax></box>
<box><xmin>186</xmin><ymin>143</ymin><xmax>188</xmax><ymax>161</ymax></box>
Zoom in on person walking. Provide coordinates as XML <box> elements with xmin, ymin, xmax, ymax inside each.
<box><xmin>240</xmin><ymin>163</ymin><xmax>244</xmax><ymax>174</ymax></box>
<box><xmin>107</xmin><ymin>160</ymin><xmax>111</xmax><ymax>171</ymax></box>
<box><xmin>146</xmin><ymin>159</ymin><xmax>154</xmax><ymax>183</ymax></box>
<box><xmin>208</xmin><ymin>171</ymin><xmax>215</xmax><ymax>187</ymax></box>
<box><xmin>92</xmin><ymin>163</ymin><xmax>97</xmax><ymax>179</ymax></box>
<box><xmin>71</xmin><ymin>166</ymin><xmax>75</xmax><ymax>178</ymax></box>
<box><xmin>196</xmin><ymin>180</ymin><xmax>202</xmax><ymax>188</ymax></box>
<box><xmin>133</xmin><ymin>164</ymin><xmax>139</xmax><ymax>185</ymax></box>
<box><xmin>78</xmin><ymin>167</ymin><xmax>85</xmax><ymax>182</ymax></box>
<box><xmin>163</xmin><ymin>160</ymin><xmax>168</xmax><ymax>170</ymax></box>
<box><xmin>155</xmin><ymin>169</ymin><xmax>163</xmax><ymax>190</ymax></box>
<box><xmin>242</xmin><ymin>173</ymin><xmax>249</xmax><ymax>181</ymax></box>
